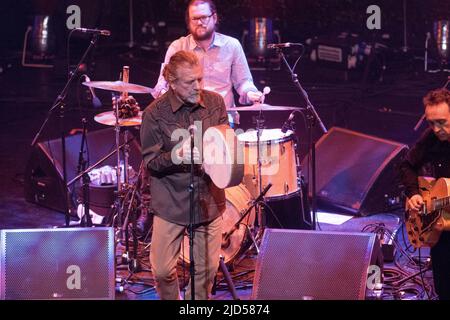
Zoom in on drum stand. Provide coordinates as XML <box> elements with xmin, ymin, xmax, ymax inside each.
<box><xmin>222</xmin><ymin>183</ymin><xmax>272</xmax><ymax>250</ymax></box>
<box><xmin>216</xmin><ymin>183</ymin><xmax>272</xmax><ymax>300</ymax></box>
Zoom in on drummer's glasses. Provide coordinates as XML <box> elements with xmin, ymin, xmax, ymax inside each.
<box><xmin>191</xmin><ymin>13</ymin><xmax>214</xmax><ymax>25</ymax></box>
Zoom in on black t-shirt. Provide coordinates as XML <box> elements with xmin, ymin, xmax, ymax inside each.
<box><xmin>399</xmin><ymin>128</ymin><xmax>450</xmax><ymax>197</ymax></box>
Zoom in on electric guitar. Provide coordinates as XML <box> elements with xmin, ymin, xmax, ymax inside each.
<box><xmin>405</xmin><ymin>177</ymin><xmax>450</xmax><ymax>248</ymax></box>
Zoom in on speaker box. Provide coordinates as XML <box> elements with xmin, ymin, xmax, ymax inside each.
<box><xmin>0</xmin><ymin>227</ymin><xmax>115</xmax><ymax>300</ymax></box>
<box><xmin>24</xmin><ymin>128</ymin><xmax>141</xmax><ymax>214</ymax></box>
<box><xmin>252</xmin><ymin>229</ymin><xmax>383</xmax><ymax>300</ymax></box>
<box><xmin>301</xmin><ymin>127</ymin><xmax>408</xmax><ymax>216</ymax></box>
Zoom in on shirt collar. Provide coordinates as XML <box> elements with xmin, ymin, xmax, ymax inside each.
<box><xmin>167</xmin><ymin>88</ymin><xmax>207</xmax><ymax>113</ymax></box>
<box><xmin>188</xmin><ymin>32</ymin><xmax>225</xmax><ymax>50</ymax></box>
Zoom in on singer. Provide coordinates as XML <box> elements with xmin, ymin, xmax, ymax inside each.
<box><xmin>140</xmin><ymin>50</ymin><xmax>229</xmax><ymax>300</ymax></box>
<box><xmin>150</xmin><ymin>0</ymin><xmax>264</xmax><ymax>127</ymax></box>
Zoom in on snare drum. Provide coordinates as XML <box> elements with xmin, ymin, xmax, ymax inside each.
<box><xmin>180</xmin><ymin>184</ymin><xmax>255</xmax><ymax>265</ymax></box>
<box><xmin>237</xmin><ymin>129</ymin><xmax>299</xmax><ymax>199</ymax></box>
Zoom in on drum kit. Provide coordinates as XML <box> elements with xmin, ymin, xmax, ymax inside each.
<box><xmin>80</xmin><ymin>72</ymin><xmax>310</xmax><ymax>268</ymax></box>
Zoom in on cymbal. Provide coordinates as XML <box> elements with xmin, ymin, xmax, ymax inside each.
<box><xmin>228</xmin><ymin>104</ymin><xmax>304</xmax><ymax>112</ymax></box>
<box><xmin>82</xmin><ymin>81</ymin><xmax>153</xmax><ymax>94</ymax></box>
<box><xmin>94</xmin><ymin>111</ymin><xmax>143</xmax><ymax>126</ymax></box>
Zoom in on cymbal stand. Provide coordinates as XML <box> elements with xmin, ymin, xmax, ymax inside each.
<box><xmin>113</xmin><ymin>95</ymin><xmax>123</xmax><ymax>195</ymax></box>
<box><xmin>110</xmin><ymin>93</ymin><xmax>140</xmax><ymax>272</ymax></box>
<box><xmin>222</xmin><ymin>183</ymin><xmax>273</xmax><ymax>254</ymax></box>
<box><xmin>119</xmin><ymin>162</ymin><xmax>144</xmax><ymax>273</ymax></box>
<box><xmin>217</xmin><ymin>183</ymin><xmax>272</xmax><ymax>299</ymax></box>
<box><xmin>255</xmin><ymin>110</ymin><xmax>266</xmax><ymax>231</ymax></box>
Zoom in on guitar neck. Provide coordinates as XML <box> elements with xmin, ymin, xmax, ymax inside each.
<box><xmin>433</xmin><ymin>196</ymin><xmax>450</xmax><ymax>211</ymax></box>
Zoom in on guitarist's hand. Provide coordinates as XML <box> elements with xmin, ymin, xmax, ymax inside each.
<box><xmin>407</xmin><ymin>194</ymin><xmax>424</xmax><ymax>211</ymax></box>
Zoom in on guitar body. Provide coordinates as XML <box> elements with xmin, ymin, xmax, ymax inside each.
<box><xmin>406</xmin><ymin>177</ymin><xmax>450</xmax><ymax>248</ymax></box>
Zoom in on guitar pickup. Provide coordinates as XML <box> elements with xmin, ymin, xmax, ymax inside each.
<box><xmin>419</xmin><ymin>202</ymin><xmax>428</xmax><ymax>215</ymax></box>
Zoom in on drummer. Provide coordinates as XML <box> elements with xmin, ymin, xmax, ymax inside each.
<box><xmin>151</xmin><ymin>0</ymin><xmax>264</xmax><ymax>128</ymax></box>
<box><xmin>141</xmin><ymin>50</ymin><xmax>229</xmax><ymax>300</ymax></box>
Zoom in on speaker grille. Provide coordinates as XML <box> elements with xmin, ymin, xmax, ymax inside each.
<box><xmin>252</xmin><ymin>229</ymin><xmax>380</xmax><ymax>300</ymax></box>
<box><xmin>1</xmin><ymin>227</ymin><xmax>115</xmax><ymax>300</ymax></box>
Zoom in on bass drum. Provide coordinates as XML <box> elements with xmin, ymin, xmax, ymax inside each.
<box><xmin>180</xmin><ymin>184</ymin><xmax>255</xmax><ymax>265</ymax></box>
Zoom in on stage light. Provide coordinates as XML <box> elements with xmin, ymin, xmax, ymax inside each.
<box><xmin>434</xmin><ymin>20</ymin><xmax>450</xmax><ymax>64</ymax></box>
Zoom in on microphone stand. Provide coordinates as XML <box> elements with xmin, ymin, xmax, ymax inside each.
<box><xmin>188</xmin><ymin>132</ymin><xmax>196</xmax><ymax>300</ymax></box>
<box><xmin>275</xmin><ymin>47</ymin><xmax>328</xmax><ymax>230</ymax></box>
<box><xmin>30</xmin><ymin>33</ymin><xmax>100</xmax><ymax>227</ymax></box>
<box><xmin>77</xmin><ymin>118</ymin><xmax>93</xmax><ymax>227</ymax></box>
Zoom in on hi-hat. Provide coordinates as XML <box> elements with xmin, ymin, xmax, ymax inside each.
<box><xmin>228</xmin><ymin>104</ymin><xmax>304</xmax><ymax>112</ymax></box>
<box><xmin>94</xmin><ymin>111</ymin><xmax>143</xmax><ymax>126</ymax></box>
<box><xmin>82</xmin><ymin>81</ymin><xmax>153</xmax><ymax>94</ymax></box>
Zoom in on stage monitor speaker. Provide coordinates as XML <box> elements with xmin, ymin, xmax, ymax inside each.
<box><xmin>301</xmin><ymin>127</ymin><xmax>408</xmax><ymax>216</ymax></box>
<box><xmin>0</xmin><ymin>227</ymin><xmax>115</xmax><ymax>300</ymax></box>
<box><xmin>24</xmin><ymin>127</ymin><xmax>141</xmax><ymax>214</ymax></box>
<box><xmin>252</xmin><ymin>229</ymin><xmax>383</xmax><ymax>300</ymax></box>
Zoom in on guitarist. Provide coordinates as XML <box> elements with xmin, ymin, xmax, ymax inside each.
<box><xmin>399</xmin><ymin>88</ymin><xmax>450</xmax><ymax>300</ymax></box>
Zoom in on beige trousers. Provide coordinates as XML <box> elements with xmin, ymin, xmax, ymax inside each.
<box><xmin>150</xmin><ymin>214</ymin><xmax>222</xmax><ymax>300</ymax></box>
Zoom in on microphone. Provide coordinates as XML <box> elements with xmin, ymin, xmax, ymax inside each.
<box><xmin>281</xmin><ymin>111</ymin><xmax>295</xmax><ymax>133</ymax></box>
<box><xmin>83</xmin><ymin>75</ymin><xmax>102</xmax><ymax>108</ymax></box>
<box><xmin>74</xmin><ymin>28</ymin><xmax>111</xmax><ymax>36</ymax></box>
<box><xmin>267</xmin><ymin>42</ymin><xmax>302</xmax><ymax>49</ymax></box>
<box><xmin>188</xmin><ymin>125</ymin><xmax>198</xmax><ymax>146</ymax></box>
<box><xmin>188</xmin><ymin>124</ymin><xmax>198</xmax><ymax>137</ymax></box>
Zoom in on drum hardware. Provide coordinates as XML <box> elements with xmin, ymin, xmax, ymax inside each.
<box><xmin>83</xmin><ymin>66</ymin><xmax>151</xmax><ymax>272</ymax></box>
<box><xmin>111</xmin><ymin>67</ymin><xmax>141</xmax><ymax>272</ymax></box>
<box><xmin>273</xmin><ymin>45</ymin><xmax>328</xmax><ymax>230</ymax></box>
<box><xmin>181</xmin><ymin>184</ymin><xmax>256</xmax><ymax>265</ymax></box>
<box><xmin>255</xmin><ymin>110</ymin><xmax>265</xmax><ymax>230</ymax></box>
<box><xmin>228</xmin><ymin>104</ymin><xmax>304</xmax><ymax>112</ymax></box>
<box><xmin>82</xmin><ymin>80</ymin><xmax>154</xmax><ymax>94</ymax></box>
<box><xmin>221</xmin><ymin>183</ymin><xmax>272</xmax><ymax>252</ymax></box>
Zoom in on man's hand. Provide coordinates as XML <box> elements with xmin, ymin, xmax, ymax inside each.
<box><xmin>247</xmin><ymin>91</ymin><xmax>264</xmax><ymax>104</ymax></box>
<box><xmin>175</xmin><ymin>138</ymin><xmax>200</xmax><ymax>163</ymax></box>
<box><xmin>407</xmin><ymin>194</ymin><xmax>424</xmax><ymax>211</ymax></box>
